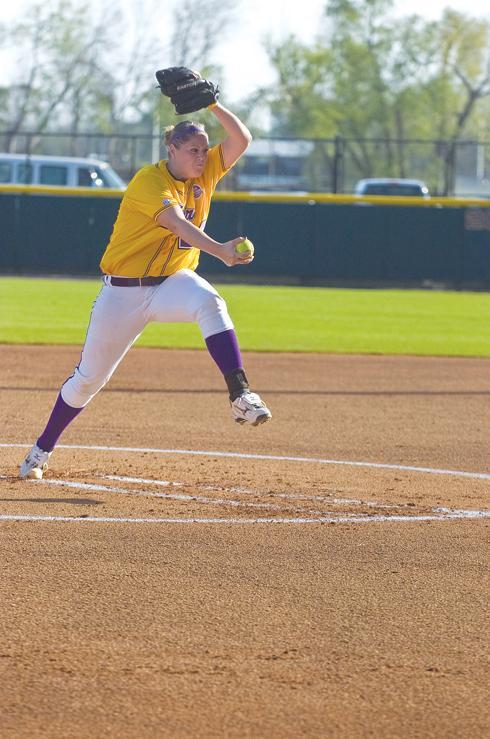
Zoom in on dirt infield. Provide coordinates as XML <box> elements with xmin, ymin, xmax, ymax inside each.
<box><xmin>0</xmin><ymin>345</ymin><xmax>489</xmax><ymax>738</ymax></box>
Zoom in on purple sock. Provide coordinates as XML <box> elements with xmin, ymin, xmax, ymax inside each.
<box><xmin>205</xmin><ymin>328</ymin><xmax>243</xmax><ymax>375</ymax></box>
<box><xmin>37</xmin><ymin>393</ymin><xmax>83</xmax><ymax>453</ymax></box>
<box><xmin>205</xmin><ymin>329</ymin><xmax>250</xmax><ymax>400</ymax></box>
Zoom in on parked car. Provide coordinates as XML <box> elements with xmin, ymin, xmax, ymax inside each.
<box><xmin>354</xmin><ymin>178</ymin><xmax>430</xmax><ymax>197</ymax></box>
<box><xmin>0</xmin><ymin>153</ymin><xmax>126</xmax><ymax>189</ymax></box>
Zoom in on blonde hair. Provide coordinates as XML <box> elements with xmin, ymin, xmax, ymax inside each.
<box><xmin>164</xmin><ymin>121</ymin><xmax>207</xmax><ymax>148</ymax></box>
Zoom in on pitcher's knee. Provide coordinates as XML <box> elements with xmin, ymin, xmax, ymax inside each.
<box><xmin>61</xmin><ymin>367</ymin><xmax>110</xmax><ymax>408</ymax></box>
<box><xmin>197</xmin><ymin>292</ymin><xmax>234</xmax><ymax>338</ymax></box>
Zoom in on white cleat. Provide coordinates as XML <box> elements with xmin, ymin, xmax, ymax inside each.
<box><xmin>20</xmin><ymin>443</ymin><xmax>51</xmax><ymax>480</ymax></box>
<box><xmin>231</xmin><ymin>391</ymin><xmax>272</xmax><ymax>427</ymax></box>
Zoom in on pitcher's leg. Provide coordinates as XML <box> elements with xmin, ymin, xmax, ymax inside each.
<box><xmin>205</xmin><ymin>328</ymin><xmax>248</xmax><ymax>398</ymax></box>
<box><xmin>149</xmin><ymin>270</ymin><xmax>271</xmax><ymax>426</ymax></box>
<box><xmin>20</xmin><ymin>285</ymin><xmax>146</xmax><ymax>478</ymax></box>
<box><xmin>34</xmin><ymin>330</ymin><xmax>137</xmax><ymax>454</ymax></box>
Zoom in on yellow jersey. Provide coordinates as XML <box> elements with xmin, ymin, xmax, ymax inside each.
<box><xmin>100</xmin><ymin>144</ymin><xmax>229</xmax><ymax>277</ymax></box>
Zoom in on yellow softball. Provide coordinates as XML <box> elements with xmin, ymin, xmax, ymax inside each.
<box><xmin>235</xmin><ymin>238</ymin><xmax>254</xmax><ymax>256</ymax></box>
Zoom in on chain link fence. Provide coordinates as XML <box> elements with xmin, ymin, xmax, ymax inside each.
<box><xmin>1</xmin><ymin>130</ymin><xmax>489</xmax><ymax>197</ymax></box>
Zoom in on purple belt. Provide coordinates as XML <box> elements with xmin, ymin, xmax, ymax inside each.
<box><xmin>104</xmin><ymin>275</ymin><xmax>168</xmax><ymax>287</ymax></box>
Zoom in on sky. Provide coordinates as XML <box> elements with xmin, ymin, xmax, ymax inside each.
<box><xmin>1</xmin><ymin>0</ymin><xmax>489</xmax><ymax>104</ymax></box>
<box><xmin>218</xmin><ymin>0</ymin><xmax>490</xmax><ymax>102</ymax></box>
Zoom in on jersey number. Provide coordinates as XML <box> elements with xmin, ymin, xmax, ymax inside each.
<box><xmin>178</xmin><ymin>217</ymin><xmax>207</xmax><ymax>250</ymax></box>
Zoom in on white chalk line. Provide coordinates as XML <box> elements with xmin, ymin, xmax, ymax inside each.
<box><xmin>2</xmin><ymin>443</ymin><xmax>489</xmax><ymax>525</ymax></box>
<box><xmin>107</xmin><ymin>476</ymin><xmax>401</xmax><ymax>508</ymax></box>
<box><xmin>1</xmin><ymin>442</ymin><xmax>489</xmax><ymax>481</ymax></box>
<box><xmin>1</xmin><ymin>511</ymin><xmax>489</xmax><ymax>525</ymax></box>
<box><xmin>0</xmin><ymin>470</ymin><xmax>467</xmax><ymax>518</ymax></box>
<box><xmin>0</xmin><ymin>472</ymin><xmax>489</xmax><ymax>525</ymax></box>
<box><xmin>104</xmin><ymin>475</ymin><xmax>403</xmax><ymax>510</ymax></box>
<box><xmin>18</xmin><ymin>477</ymin><xmax>327</xmax><ymax>517</ymax></box>
<box><xmin>105</xmin><ymin>477</ymin><xmax>490</xmax><ymax>517</ymax></box>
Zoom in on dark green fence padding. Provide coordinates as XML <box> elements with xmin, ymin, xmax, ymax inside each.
<box><xmin>0</xmin><ymin>189</ymin><xmax>489</xmax><ymax>288</ymax></box>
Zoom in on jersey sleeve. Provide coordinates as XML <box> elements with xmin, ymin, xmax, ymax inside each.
<box><xmin>125</xmin><ymin>168</ymin><xmax>179</xmax><ymax>222</ymax></box>
<box><xmin>203</xmin><ymin>144</ymin><xmax>232</xmax><ymax>191</ymax></box>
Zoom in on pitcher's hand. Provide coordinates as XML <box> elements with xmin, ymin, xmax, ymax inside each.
<box><xmin>220</xmin><ymin>237</ymin><xmax>255</xmax><ymax>267</ymax></box>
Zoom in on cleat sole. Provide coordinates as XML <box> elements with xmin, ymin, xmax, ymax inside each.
<box><xmin>252</xmin><ymin>413</ymin><xmax>272</xmax><ymax>426</ymax></box>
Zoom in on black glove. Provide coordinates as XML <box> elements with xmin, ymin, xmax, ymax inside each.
<box><xmin>155</xmin><ymin>67</ymin><xmax>219</xmax><ymax>115</ymax></box>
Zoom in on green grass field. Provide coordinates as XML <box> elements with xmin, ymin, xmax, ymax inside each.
<box><xmin>1</xmin><ymin>277</ymin><xmax>489</xmax><ymax>356</ymax></box>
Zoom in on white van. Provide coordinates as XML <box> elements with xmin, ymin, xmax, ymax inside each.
<box><xmin>0</xmin><ymin>153</ymin><xmax>126</xmax><ymax>189</ymax></box>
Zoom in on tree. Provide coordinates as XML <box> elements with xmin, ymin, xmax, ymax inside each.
<box><xmin>169</xmin><ymin>0</ymin><xmax>239</xmax><ymax>70</ymax></box>
<box><xmin>0</xmin><ymin>1</ymin><xmax>114</xmax><ymax>149</ymax></box>
<box><xmin>0</xmin><ymin>0</ymin><xmax>240</xmax><ymax>172</ymax></box>
<box><xmin>434</xmin><ymin>10</ymin><xmax>490</xmax><ymax>192</ymax></box>
<box><xmin>263</xmin><ymin>0</ymin><xmax>490</xmax><ymax>193</ymax></box>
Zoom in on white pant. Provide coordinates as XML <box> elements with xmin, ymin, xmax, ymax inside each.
<box><xmin>61</xmin><ymin>269</ymin><xmax>234</xmax><ymax>408</ymax></box>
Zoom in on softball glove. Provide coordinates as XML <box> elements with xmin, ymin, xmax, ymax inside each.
<box><xmin>155</xmin><ymin>67</ymin><xmax>219</xmax><ymax>115</ymax></box>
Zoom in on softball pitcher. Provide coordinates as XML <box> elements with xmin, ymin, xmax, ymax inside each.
<box><xmin>20</xmin><ymin>68</ymin><xmax>271</xmax><ymax>480</ymax></box>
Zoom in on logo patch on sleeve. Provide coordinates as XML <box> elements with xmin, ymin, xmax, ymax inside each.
<box><xmin>162</xmin><ymin>198</ymin><xmax>172</xmax><ymax>206</ymax></box>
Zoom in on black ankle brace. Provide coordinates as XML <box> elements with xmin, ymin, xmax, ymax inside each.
<box><xmin>225</xmin><ymin>368</ymin><xmax>249</xmax><ymax>401</ymax></box>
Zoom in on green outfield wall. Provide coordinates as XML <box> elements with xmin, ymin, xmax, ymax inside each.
<box><xmin>0</xmin><ymin>186</ymin><xmax>489</xmax><ymax>288</ymax></box>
